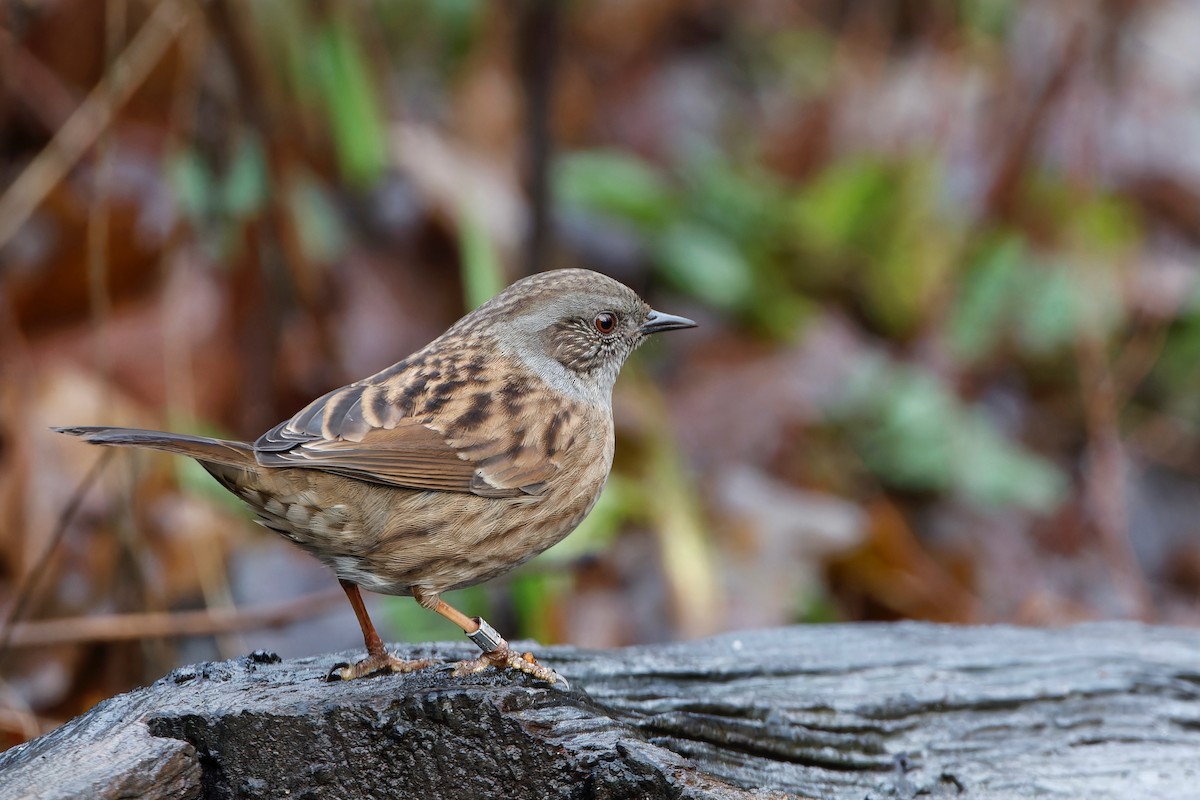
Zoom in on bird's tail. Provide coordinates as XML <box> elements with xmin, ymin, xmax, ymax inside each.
<box><xmin>53</xmin><ymin>426</ymin><xmax>256</xmax><ymax>470</ymax></box>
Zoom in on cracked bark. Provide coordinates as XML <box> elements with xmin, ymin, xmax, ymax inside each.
<box><xmin>1</xmin><ymin>622</ymin><xmax>1198</xmax><ymax>799</ymax></box>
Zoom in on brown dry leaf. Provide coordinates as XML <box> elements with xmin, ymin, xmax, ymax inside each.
<box><xmin>828</xmin><ymin>497</ymin><xmax>979</xmax><ymax>624</ymax></box>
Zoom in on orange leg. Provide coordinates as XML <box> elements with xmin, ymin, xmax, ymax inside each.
<box><xmin>329</xmin><ymin>580</ymin><xmax>434</xmax><ymax>680</ymax></box>
<box><xmin>412</xmin><ymin>587</ymin><xmax>566</xmax><ymax>687</ymax></box>
<box><xmin>342</xmin><ymin>580</ymin><xmax>388</xmax><ymax>657</ymax></box>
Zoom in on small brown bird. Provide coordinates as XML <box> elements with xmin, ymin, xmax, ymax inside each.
<box><xmin>56</xmin><ymin>269</ymin><xmax>694</xmax><ymax>685</ymax></box>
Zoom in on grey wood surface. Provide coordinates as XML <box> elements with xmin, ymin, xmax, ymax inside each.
<box><xmin>1</xmin><ymin>622</ymin><xmax>1197</xmax><ymax>799</ymax></box>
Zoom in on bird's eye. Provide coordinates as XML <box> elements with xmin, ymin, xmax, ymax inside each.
<box><xmin>593</xmin><ymin>311</ymin><xmax>618</xmax><ymax>335</ymax></box>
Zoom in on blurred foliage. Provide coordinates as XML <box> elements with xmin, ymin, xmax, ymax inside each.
<box><xmin>167</xmin><ymin>133</ymin><xmax>269</xmax><ymax>257</ymax></box>
<box><xmin>556</xmin><ymin>144</ymin><xmax>1089</xmax><ymax>511</ymax></box>
<box><xmin>793</xmin><ymin>157</ymin><xmax>959</xmax><ymax>337</ymax></box>
<box><xmin>457</xmin><ymin>202</ymin><xmax>505</xmax><ymax>310</ymax></box>
<box><xmin>1152</xmin><ymin>304</ymin><xmax>1200</xmax><ymax>423</ymax></box>
<box><xmin>373</xmin><ymin>0</ymin><xmax>485</xmax><ymax>75</ymax></box>
<box><xmin>960</xmin><ymin>0</ymin><xmax>1018</xmax><ymax>40</ymax></box>
<box><xmin>311</xmin><ymin>14</ymin><xmax>389</xmax><ymax>186</ymax></box>
<box><xmin>286</xmin><ymin>170</ymin><xmax>348</xmax><ymax>265</ymax></box>
<box><xmin>556</xmin><ymin>150</ymin><xmax>678</xmax><ymax>229</ymax></box>
<box><xmin>838</xmin><ymin>358</ymin><xmax>1066</xmax><ymax>512</ymax></box>
<box><xmin>556</xmin><ymin>150</ymin><xmax>809</xmax><ymax>336</ymax></box>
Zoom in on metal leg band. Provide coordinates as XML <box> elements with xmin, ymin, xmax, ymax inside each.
<box><xmin>467</xmin><ymin>617</ymin><xmax>506</xmax><ymax>653</ymax></box>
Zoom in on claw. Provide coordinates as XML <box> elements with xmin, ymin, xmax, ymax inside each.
<box><xmin>328</xmin><ymin>653</ymin><xmax>435</xmax><ymax>681</ymax></box>
<box><xmin>325</xmin><ymin>661</ymin><xmax>352</xmax><ymax>682</ymax></box>
<box><xmin>451</xmin><ymin>645</ymin><xmax>567</xmax><ymax>687</ymax></box>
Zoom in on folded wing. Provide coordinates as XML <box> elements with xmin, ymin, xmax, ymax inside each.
<box><xmin>253</xmin><ymin>371</ymin><xmax>564</xmax><ymax>499</ymax></box>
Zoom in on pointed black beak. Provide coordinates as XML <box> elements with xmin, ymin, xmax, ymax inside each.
<box><xmin>641</xmin><ymin>309</ymin><xmax>697</xmax><ymax>335</ymax></box>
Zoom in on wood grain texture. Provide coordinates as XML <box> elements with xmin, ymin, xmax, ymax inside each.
<box><xmin>2</xmin><ymin>622</ymin><xmax>1197</xmax><ymax>799</ymax></box>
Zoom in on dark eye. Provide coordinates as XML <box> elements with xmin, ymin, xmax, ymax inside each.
<box><xmin>594</xmin><ymin>311</ymin><xmax>618</xmax><ymax>335</ymax></box>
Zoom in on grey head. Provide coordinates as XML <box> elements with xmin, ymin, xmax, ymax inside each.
<box><xmin>460</xmin><ymin>269</ymin><xmax>696</xmax><ymax>406</ymax></box>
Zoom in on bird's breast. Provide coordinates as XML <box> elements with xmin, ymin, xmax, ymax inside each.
<box><xmin>399</xmin><ymin>403</ymin><xmax>615</xmax><ymax>593</ymax></box>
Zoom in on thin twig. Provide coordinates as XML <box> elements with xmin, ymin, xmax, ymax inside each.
<box><xmin>1076</xmin><ymin>333</ymin><xmax>1155</xmax><ymax>621</ymax></box>
<box><xmin>0</xmin><ymin>25</ymin><xmax>79</xmax><ymax>131</ymax></box>
<box><xmin>205</xmin><ymin>0</ymin><xmax>346</xmax><ymax>402</ymax></box>
<box><xmin>87</xmin><ymin>0</ymin><xmax>122</xmax><ymax>421</ymax></box>
<box><xmin>5</xmin><ymin>588</ymin><xmax>346</xmax><ymax>648</ymax></box>
<box><xmin>0</xmin><ymin>0</ymin><xmax>190</xmax><ymax>250</ymax></box>
<box><xmin>0</xmin><ymin>677</ymin><xmax>46</xmax><ymax>741</ymax></box>
<box><xmin>983</xmin><ymin>20</ymin><xmax>1085</xmax><ymax>220</ymax></box>
<box><xmin>0</xmin><ymin>708</ymin><xmax>49</xmax><ymax>742</ymax></box>
<box><xmin>0</xmin><ymin>450</ymin><xmax>115</xmax><ymax>672</ymax></box>
<box><xmin>517</xmin><ymin>0</ymin><xmax>560</xmax><ymax>275</ymax></box>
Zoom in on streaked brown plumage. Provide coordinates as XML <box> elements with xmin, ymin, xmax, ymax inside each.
<box><xmin>56</xmin><ymin>269</ymin><xmax>695</xmax><ymax>685</ymax></box>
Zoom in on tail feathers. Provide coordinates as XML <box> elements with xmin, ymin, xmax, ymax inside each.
<box><xmin>53</xmin><ymin>426</ymin><xmax>256</xmax><ymax>469</ymax></box>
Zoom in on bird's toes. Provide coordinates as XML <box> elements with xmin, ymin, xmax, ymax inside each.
<box><xmin>328</xmin><ymin>654</ymin><xmax>435</xmax><ymax>681</ymax></box>
<box><xmin>449</xmin><ymin>648</ymin><xmax>567</xmax><ymax>687</ymax></box>
<box><xmin>449</xmin><ymin>656</ymin><xmax>491</xmax><ymax>678</ymax></box>
<box><xmin>512</xmin><ymin>653</ymin><xmax>568</xmax><ymax>688</ymax></box>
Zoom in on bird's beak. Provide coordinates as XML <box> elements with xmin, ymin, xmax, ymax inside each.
<box><xmin>641</xmin><ymin>309</ymin><xmax>697</xmax><ymax>335</ymax></box>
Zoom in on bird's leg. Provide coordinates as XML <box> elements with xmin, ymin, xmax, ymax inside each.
<box><xmin>328</xmin><ymin>580</ymin><xmax>434</xmax><ymax>680</ymax></box>
<box><xmin>411</xmin><ymin>588</ymin><xmax>567</xmax><ymax>687</ymax></box>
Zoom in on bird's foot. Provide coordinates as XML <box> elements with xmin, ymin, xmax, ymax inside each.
<box><xmin>450</xmin><ymin>617</ymin><xmax>567</xmax><ymax>686</ymax></box>
<box><xmin>327</xmin><ymin>652</ymin><xmax>435</xmax><ymax>681</ymax></box>
<box><xmin>451</xmin><ymin>646</ymin><xmax>567</xmax><ymax>687</ymax></box>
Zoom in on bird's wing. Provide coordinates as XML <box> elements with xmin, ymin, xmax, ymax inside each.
<box><xmin>253</xmin><ymin>370</ymin><xmax>573</xmax><ymax>498</ymax></box>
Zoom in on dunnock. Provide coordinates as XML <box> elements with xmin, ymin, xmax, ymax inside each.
<box><xmin>56</xmin><ymin>269</ymin><xmax>695</xmax><ymax>685</ymax></box>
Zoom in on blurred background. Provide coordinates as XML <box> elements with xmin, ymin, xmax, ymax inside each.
<box><xmin>3</xmin><ymin>0</ymin><xmax>1200</xmax><ymax>748</ymax></box>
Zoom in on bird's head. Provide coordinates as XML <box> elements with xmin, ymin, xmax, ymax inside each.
<box><xmin>465</xmin><ymin>269</ymin><xmax>696</xmax><ymax>404</ymax></box>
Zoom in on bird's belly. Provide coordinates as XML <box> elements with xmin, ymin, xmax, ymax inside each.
<box><xmin>444</xmin><ymin>484</ymin><xmax>605</xmax><ymax>591</ymax></box>
<box><xmin>345</xmin><ymin>467</ymin><xmax>608</xmax><ymax>596</ymax></box>
<box><xmin>228</xmin><ymin>441</ymin><xmax>611</xmax><ymax>597</ymax></box>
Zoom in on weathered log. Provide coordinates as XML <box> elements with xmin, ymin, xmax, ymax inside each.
<box><xmin>1</xmin><ymin>622</ymin><xmax>1198</xmax><ymax>799</ymax></box>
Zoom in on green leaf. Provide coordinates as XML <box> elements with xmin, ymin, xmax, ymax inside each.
<box><xmin>1151</xmin><ymin>308</ymin><xmax>1200</xmax><ymax>406</ymax></box>
<box><xmin>960</xmin><ymin>0</ymin><xmax>1017</xmax><ymax>40</ymax></box>
<box><xmin>753</xmin><ymin>291</ymin><xmax>816</xmax><ymax>341</ymax></box>
<box><xmin>166</xmin><ymin>148</ymin><xmax>213</xmax><ymax>223</ymax></box>
<box><xmin>457</xmin><ymin>203</ymin><xmax>504</xmax><ymax>310</ymax></box>
<box><xmin>1016</xmin><ymin>264</ymin><xmax>1079</xmax><ymax>356</ymax></box>
<box><xmin>681</xmin><ymin>156</ymin><xmax>787</xmax><ymax>246</ymax></box>
<box><xmin>654</xmin><ymin>223</ymin><xmax>755</xmax><ymax>312</ymax></box>
<box><xmin>287</xmin><ymin>173</ymin><xmax>346</xmax><ymax>265</ymax></box>
<box><xmin>956</xmin><ymin>412</ymin><xmax>1066</xmax><ymax>512</ymax></box>
<box><xmin>554</xmin><ymin>150</ymin><xmax>676</xmax><ymax>230</ymax></box>
<box><xmin>508</xmin><ymin>572</ymin><xmax>569</xmax><ymax>643</ymax></box>
<box><xmin>313</xmin><ymin>15</ymin><xmax>389</xmax><ymax>186</ymax></box>
<box><xmin>855</xmin><ymin>366</ymin><xmax>956</xmax><ymax>491</ymax></box>
<box><xmin>371</xmin><ymin>0</ymin><xmax>484</xmax><ymax>73</ymax></box>
<box><xmin>948</xmin><ymin>234</ymin><xmax>1026</xmax><ymax>362</ymax></box>
<box><xmin>221</xmin><ymin>134</ymin><xmax>268</xmax><ymax>218</ymax></box>
<box><xmin>839</xmin><ymin>359</ymin><xmax>1066</xmax><ymax>512</ymax></box>
<box><xmin>1071</xmin><ymin>195</ymin><xmax>1140</xmax><ymax>252</ymax></box>
<box><xmin>792</xmin><ymin>159</ymin><xmax>896</xmax><ymax>256</ymax></box>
